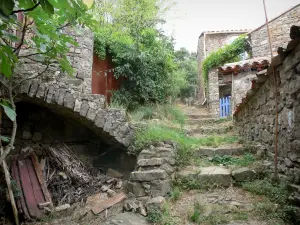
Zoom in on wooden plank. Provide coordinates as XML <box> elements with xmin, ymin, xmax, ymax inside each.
<box><xmin>90</xmin><ymin>192</ymin><xmax>126</xmax><ymax>215</ymax></box>
<box><xmin>25</xmin><ymin>158</ymin><xmax>46</xmax><ymax>219</ymax></box>
<box><xmin>18</xmin><ymin>159</ymin><xmax>41</xmax><ymax>219</ymax></box>
<box><xmin>30</xmin><ymin>152</ymin><xmax>53</xmax><ymax>207</ymax></box>
<box><xmin>11</xmin><ymin>160</ymin><xmax>30</xmax><ymax>220</ymax></box>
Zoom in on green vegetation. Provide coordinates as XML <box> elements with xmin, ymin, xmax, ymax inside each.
<box><xmin>211</xmin><ymin>153</ymin><xmax>256</xmax><ymax>167</ymax></box>
<box><xmin>189</xmin><ymin>202</ymin><xmax>202</xmax><ymax>222</ymax></box>
<box><xmin>147</xmin><ymin>203</ymin><xmax>177</xmax><ymax>225</ymax></box>
<box><xmin>169</xmin><ymin>186</ymin><xmax>182</xmax><ymax>202</ymax></box>
<box><xmin>92</xmin><ymin>0</ymin><xmax>189</xmax><ymax>109</ymax></box>
<box><xmin>188</xmin><ymin>202</ymin><xmax>248</xmax><ymax>225</ymax></box>
<box><xmin>202</xmin><ymin>35</ymin><xmax>250</xmax><ymax>87</ymax></box>
<box><xmin>174</xmin><ymin>48</ymin><xmax>199</xmax><ymax>99</ymax></box>
<box><xmin>134</xmin><ymin>124</ymin><xmax>238</xmax><ymax>165</ymax></box>
<box><xmin>241</xmin><ymin>178</ymin><xmax>299</xmax><ymax>223</ymax></box>
<box><xmin>129</xmin><ymin>104</ymin><xmax>186</xmax><ymax>126</ymax></box>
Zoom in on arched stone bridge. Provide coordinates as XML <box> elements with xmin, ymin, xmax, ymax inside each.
<box><xmin>15</xmin><ymin>78</ymin><xmax>134</xmax><ymax>147</ymax></box>
<box><xmin>7</xmin><ymin>27</ymin><xmax>134</xmax><ymax>148</ymax></box>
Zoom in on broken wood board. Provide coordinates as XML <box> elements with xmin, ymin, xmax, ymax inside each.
<box><xmin>90</xmin><ymin>192</ymin><xmax>126</xmax><ymax>215</ymax></box>
<box><xmin>11</xmin><ymin>154</ymin><xmax>52</xmax><ymax>220</ymax></box>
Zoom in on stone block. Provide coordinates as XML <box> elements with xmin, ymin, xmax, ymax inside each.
<box><xmin>127</xmin><ymin>181</ymin><xmax>145</xmax><ymax>197</ymax></box>
<box><xmin>137</xmin><ymin>158</ymin><xmax>164</xmax><ymax>167</ymax></box>
<box><xmin>146</xmin><ymin>196</ymin><xmax>165</xmax><ymax>211</ymax></box>
<box><xmin>138</xmin><ymin>150</ymin><xmax>155</xmax><ymax>160</ymax></box>
<box><xmin>94</xmin><ymin>109</ymin><xmax>106</xmax><ymax>128</ymax></box>
<box><xmin>150</xmin><ymin>180</ymin><xmax>171</xmax><ymax>197</ymax></box>
<box><xmin>63</xmin><ymin>92</ymin><xmax>75</xmax><ymax>109</ymax></box>
<box><xmin>198</xmin><ymin>166</ymin><xmax>231</xmax><ymax>187</ymax></box>
<box><xmin>22</xmin><ymin>131</ymin><xmax>32</xmax><ymax>140</ymax></box>
<box><xmin>232</xmin><ymin>167</ymin><xmax>257</xmax><ymax>182</ymax></box>
<box><xmin>130</xmin><ymin>169</ymin><xmax>167</xmax><ymax>181</ymax></box>
<box><xmin>176</xmin><ymin>166</ymin><xmax>200</xmax><ymax>180</ymax></box>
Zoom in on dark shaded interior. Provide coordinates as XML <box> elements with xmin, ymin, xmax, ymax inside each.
<box><xmin>2</xmin><ymin>101</ymin><xmax>136</xmax><ymax>179</ymax></box>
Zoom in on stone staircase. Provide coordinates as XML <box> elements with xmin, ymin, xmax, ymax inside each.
<box><xmin>176</xmin><ymin>105</ymin><xmax>257</xmax><ymax>188</ymax></box>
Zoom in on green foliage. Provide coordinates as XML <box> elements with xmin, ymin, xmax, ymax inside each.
<box><xmin>0</xmin><ymin>101</ymin><xmax>16</xmax><ymax>121</ymax></box>
<box><xmin>201</xmin><ymin>35</ymin><xmax>250</xmax><ymax>87</ymax></box>
<box><xmin>0</xmin><ymin>0</ymin><xmax>95</xmax><ymax>78</ymax></box>
<box><xmin>211</xmin><ymin>153</ymin><xmax>256</xmax><ymax>167</ymax></box>
<box><xmin>189</xmin><ymin>202</ymin><xmax>203</xmax><ymax>222</ymax></box>
<box><xmin>175</xmin><ymin>47</ymin><xmax>198</xmax><ymax>99</ymax></box>
<box><xmin>169</xmin><ymin>186</ymin><xmax>182</xmax><ymax>202</ymax></box>
<box><xmin>93</xmin><ymin>0</ymin><xmax>186</xmax><ymax>109</ymax></box>
<box><xmin>242</xmin><ymin>178</ymin><xmax>299</xmax><ymax>223</ymax></box>
<box><xmin>134</xmin><ymin>124</ymin><xmax>238</xmax><ymax>165</ymax></box>
<box><xmin>130</xmin><ymin>104</ymin><xmax>186</xmax><ymax>126</ymax></box>
<box><xmin>147</xmin><ymin>203</ymin><xmax>177</xmax><ymax>225</ymax></box>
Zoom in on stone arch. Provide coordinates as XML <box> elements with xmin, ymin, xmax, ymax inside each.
<box><xmin>16</xmin><ymin>78</ymin><xmax>134</xmax><ymax>147</ymax></box>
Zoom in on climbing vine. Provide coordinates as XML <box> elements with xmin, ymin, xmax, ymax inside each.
<box><xmin>201</xmin><ymin>34</ymin><xmax>251</xmax><ymax>87</ymax></box>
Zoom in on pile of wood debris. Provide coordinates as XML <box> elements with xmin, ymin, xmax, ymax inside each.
<box><xmin>45</xmin><ymin>143</ymin><xmax>123</xmax><ymax>206</ymax></box>
<box><xmin>12</xmin><ymin>142</ymin><xmax>124</xmax><ymax>221</ymax></box>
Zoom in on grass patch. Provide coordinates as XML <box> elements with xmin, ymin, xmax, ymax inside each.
<box><xmin>130</xmin><ymin>104</ymin><xmax>186</xmax><ymax>126</ymax></box>
<box><xmin>241</xmin><ymin>178</ymin><xmax>299</xmax><ymax>223</ymax></box>
<box><xmin>211</xmin><ymin>153</ymin><xmax>256</xmax><ymax>167</ymax></box>
<box><xmin>169</xmin><ymin>186</ymin><xmax>182</xmax><ymax>202</ymax></box>
<box><xmin>189</xmin><ymin>202</ymin><xmax>203</xmax><ymax>222</ymax></box>
<box><xmin>147</xmin><ymin>203</ymin><xmax>177</xmax><ymax>225</ymax></box>
<box><xmin>134</xmin><ymin>124</ymin><xmax>238</xmax><ymax>165</ymax></box>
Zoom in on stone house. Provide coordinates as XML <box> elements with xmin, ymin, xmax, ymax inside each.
<box><xmin>197</xmin><ymin>29</ymin><xmax>250</xmax><ymax>104</ymax></box>
<box><xmin>199</xmin><ymin>3</ymin><xmax>300</xmax><ymax>117</ymax></box>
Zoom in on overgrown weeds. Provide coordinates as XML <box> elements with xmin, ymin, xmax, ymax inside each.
<box><xmin>241</xmin><ymin>178</ymin><xmax>299</xmax><ymax>223</ymax></box>
<box><xmin>211</xmin><ymin>153</ymin><xmax>256</xmax><ymax>167</ymax></box>
<box><xmin>147</xmin><ymin>203</ymin><xmax>177</xmax><ymax>225</ymax></box>
<box><xmin>134</xmin><ymin>124</ymin><xmax>238</xmax><ymax>165</ymax></box>
<box><xmin>169</xmin><ymin>186</ymin><xmax>182</xmax><ymax>202</ymax></box>
<box><xmin>130</xmin><ymin>104</ymin><xmax>186</xmax><ymax>126</ymax></box>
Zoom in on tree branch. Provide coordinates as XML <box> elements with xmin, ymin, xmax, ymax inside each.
<box><xmin>10</xmin><ymin>2</ymin><xmax>40</xmax><ymax>15</ymax></box>
<box><xmin>19</xmin><ymin>47</ymin><xmax>54</xmax><ymax>58</ymax></box>
<box><xmin>14</xmin><ymin>64</ymin><xmax>50</xmax><ymax>88</ymax></box>
<box><xmin>0</xmin><ymin>81</ymin><xmax>17</xmax><ymax>165</ymax></box>
<box><xmin>14</xmin><ymin>17</ymin><xmax>28</xmax><ymax>55</ymax></box>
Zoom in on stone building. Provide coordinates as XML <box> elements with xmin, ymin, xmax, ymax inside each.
<box><xmin>200</xmin><ymin>3</ymin><xmax>300</xmax><ymax>117</ymax></box>
<box><xmin>197</xmin><ymin>30</ymin><xmax>250</xmax><ymax>104</ymax></box>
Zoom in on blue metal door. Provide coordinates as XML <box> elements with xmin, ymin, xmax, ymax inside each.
<box><xmin>220</xmin><ymin>96</ymin><xmax>231</xmax><ymax>118</ymax></box>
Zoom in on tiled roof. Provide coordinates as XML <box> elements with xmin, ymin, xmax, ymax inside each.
<box><xmin>218</xmin><ymin>57</ymin><xmax>270</xmax><ymax>75</ymax></box>
<box><xmin>199</xmin><ymin>29</ymin><xmax>251</xmax><ymax>38</ymax></box>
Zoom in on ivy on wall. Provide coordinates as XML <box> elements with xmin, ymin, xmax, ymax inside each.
<box><xmin>201</xmin><ymin>34</ymin><xmax>251</xmax><ymax>87</ymax></box>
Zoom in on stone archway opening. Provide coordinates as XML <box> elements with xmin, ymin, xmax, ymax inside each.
<box><xmin>2</xmin><ymin>101</ymin><xmax>136</xmax><ymax>179</ymax></box>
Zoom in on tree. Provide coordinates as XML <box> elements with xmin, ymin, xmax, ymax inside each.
<box><xmin>93</xmin><ymin>0</ymin><xmax>184</xmax><ymax>109</ymax></box>
<box><xmin>0</xmin><ymin>0</ymin><xmax>95</xmax><ymax>164</ymax></box>
<box><xmin>174</xmin><ymin>48</ymin><xmax>199</xmax><ymax>99</ymax></box>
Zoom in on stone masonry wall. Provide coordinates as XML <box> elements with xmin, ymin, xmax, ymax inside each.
<box><xmin>127</xmin><ymin>142</ymin><xmax>177</xmax><ymax>199</ymax></box>
<box><xmin>232</xmin><ymin>71</ymin><xmax>257</xmax><ymax>111</ymax></box>
<box><xmin>249</xmin><ymin>4</ymin><xmax>300</xmax><ymax>57</ymax></box>
<box><xmin>208</xmin><ymin>69</ymin><xmax>219</xmax><ymax>116</ymax></box>
<box><xmin>235</xmin><ymin>42</ymin><xmax>300</xmax><ymax>185</ymax></box>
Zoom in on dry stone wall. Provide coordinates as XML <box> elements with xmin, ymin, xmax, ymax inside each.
<box><xmin>235</xmin><ymin>42</ymin><xmax>300</xmax><ymax>185</ymax></box>
<box><xmin>232</xmin><ymin>71</ymin><xmax>257</xmax><ymax>111</ymax></box>
<box><xmin>249</xmin><ymin>4</ymin><xmax>300</xmax><ymax>57</ymax></box>
<box><xmin>127</xmin><ymin>142</ymin><xmax>177</xmax><ymax>199</ymax></box>
<box><xmin>207</xmin><ymin>69</ymin><xmax>219</xmax><ymax>116</ymax></box>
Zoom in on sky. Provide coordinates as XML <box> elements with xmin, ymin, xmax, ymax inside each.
<box><xmin>161</xmin><ymin>0</ymin><xmax>300</xmax><ymax>52</ymax></box>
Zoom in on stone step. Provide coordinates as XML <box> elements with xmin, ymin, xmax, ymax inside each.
<box><xmin>187</xmin><ymin>125</ymin><xmax>232</xmax><ymax>135</ymax></box>
<box><xmin>186</xmin><ymin>118</ymin><xmax>216</xmax><ymax>125</ymax></box>
<box><xmin>130</xmin><ymin>169</ymin><xmax>167</xmax><ymax>181</ymax></box>
<box><xmin>194</xmin><ymin>145</ymin><xmax>245</xmax><ymax>157</ymax></box>
<box><xmin>186</xmin><ymin>114</ymin><xmax>215</xmax><ymax>119</ymax></box>
<box><xmin>176</xmin><ymin>166</ymin><xmax>257</xmax><ymax>188</ymax></box>
<box><xmin>199</xmin><ymin>166</ymin><xmax>231</xmax><ymax>187</ymax></box>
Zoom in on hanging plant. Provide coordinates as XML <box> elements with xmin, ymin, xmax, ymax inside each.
<box><xmin>201</xmin><ymin>34</ymin><xmax>251</xmax><ymax>87</ymax></box>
